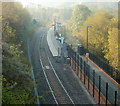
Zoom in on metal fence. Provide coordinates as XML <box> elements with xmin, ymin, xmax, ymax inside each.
<box><xmin>77</xmin><ymin>45</ymin><xmax>120</xmax><ymax>84</ymax></box>
<box><xmin>67</xmin><ymin>44</ymin><xmax>119</xmax><ymax>105</ymax></box>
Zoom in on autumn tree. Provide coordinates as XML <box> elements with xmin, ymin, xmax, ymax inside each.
<box><xmin>68</xmin><ymin>5</ymin><xmax>91</xmax><ymax>35</ymax></box>
<box><xmin>105</xmin><ymin>28</ymin><xmax>118</xmax><ymax>69</ymax></box>
<box><xmin>65</xmin><ymin>3</ymin><xmax>119</xmax><ymax>80</ymax></box>
<box><xmin>2</xmin><ymin>2</ymin><xmax>35</xmax><ymax>104</ymax></box>
<box><xmin>80</xmin><ymin>11</ymin><xmax>113</xmax><ymax>56</ymax></box>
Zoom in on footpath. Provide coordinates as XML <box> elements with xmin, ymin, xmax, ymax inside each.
<box><xmin>47</xmin><ymin>27</ymin><xmax>62</xmax><ymax>56</ymax></box>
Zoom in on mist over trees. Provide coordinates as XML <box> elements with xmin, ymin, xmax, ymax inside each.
<box><xmin>2</xmin><ymin>1</ymin><xmax>119</xmax><ymax>104</ymax></box>
<box><xmin>2</xmin><ymin>2</ymin><xmax>36</xmax><ymax>104</ymax></box>
<box><xmin>27</xmin><ymin>4</ymin><xmax>72</xmax><ymax>26</ymax></box>
<box><xmin>39</xmin><ymin>3</ymin><xmax>119</xmax><ymax>71</ymax></box>
<box><xmin>2</xmin><ymin>2</ymin><xmax>73</xmax><ymax>104</ymax></box>
<box><xmin>68</xmin><ymin>5</ymin><xmax>91</xmax><ymax>34</ymax></box>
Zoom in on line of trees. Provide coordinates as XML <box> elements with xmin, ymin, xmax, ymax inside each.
<box><xmin>65</xmin><ymin>4</ymin><xmax>119</xmax><ymax>71</ymax></box>
<box><xmin>2</xmin><ymin>2</ymin><xmax>37</xmax><ymax>104</ymax></box>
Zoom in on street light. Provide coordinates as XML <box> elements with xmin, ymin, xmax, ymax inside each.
<box><xmin>86</xmin><ymin>25</ymin><xmax>92</xmax><ymax>50</ymax></box>
<box><xmin>86</xmin><ymin>25</ymin><xmax>92</xmax><ymax>60</ymax></box>
<box><xmin>54</xmin><ymin>19</ymin><xmax>56</xmax><ymax>32</ymax></box>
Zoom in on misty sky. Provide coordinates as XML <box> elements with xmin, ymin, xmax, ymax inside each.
<box><xmin>16</xmin><ymin>0</ymin><xmax>119</xmax><ymax>8</ymax></box>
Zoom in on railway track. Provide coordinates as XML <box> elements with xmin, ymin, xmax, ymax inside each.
<box><xmin>38</xmin><ymin>33</ymin><xmax>75</xmax><ymax>104</ymax></box>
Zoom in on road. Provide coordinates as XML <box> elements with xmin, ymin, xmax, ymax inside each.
<box><xmin>28</xmin><ymin>27</ymin><xmax>96</xmax><ymax>104</ymax></box>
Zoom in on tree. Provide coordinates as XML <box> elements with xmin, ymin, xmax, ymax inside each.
<box><xmin>68</xmin><ymin>5</ymin><xmax>91</xmax><ymax>34</ymax></box>
<box><xmin>2</xmin><ymin>78</ymin><xmax>35</xmax><ymax>104</ymax></box>
<box><xmin>2</xmin><ymin>2</ymin><xmax>35</xmax><ymax>104</ymax></box>
<box><xmin>2</xmin><ymin>2</ymin><xmax>31</xmax><ymax>42</ymax></box>
<box><xmin>80</xmin><ymin>11</ymin><xmax>113</xmax><ymax>56</ymax></box>
<box><xmin>105</xmin><ymin>28</ymin><xmax>119</xmax><ymax>69</ymax></box>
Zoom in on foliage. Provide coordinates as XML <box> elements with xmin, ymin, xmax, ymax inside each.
<box><xmin>27</xmin><ymin>5</ymin><xmax>72</xmax><ymax>27</ymax></box>
<box><xmin>3</xmin><ymin>2</ymin><xmax>30</xmax><ymax>36</ymax></box>
<box><xmin>2</xmin><ymin>78</ymin><xmax>34</xmax><ymax>104</ymax></box>
<box><xmin>58</xmin><ymin>8</ymin><xmax>72</xmax><ymax>23</ymax></box>
<box><xmin>105</xmin><ymin>28</ymin><xmax>119</xmax><ymax>69</ymax></box>
<box><xmin>68</xmin><ymin>5</ymin><xmax>91</xmax><ymax>34</ymax></box>
<box><xmin>66</xmin><ymin>4</ymin><xmax>119</xmax><ymax>71</ymax></box>
<box><xmin>79</xmin><ymin>11</ymin><xmax>119</xmax><ymax>70</ymax></box>
<box><xmin>2</xmin><ymin>2</ymin><xmax>35</xmax><ymax>104</ymax></box>
<box><xmin>80</xmin><ymin>11</ymin><xmax>113</xmax><ymax>56</ymax></box>
<box><xmin>2</xmin><ymin>2</ymin><xmax>36</xmax><ymax>48</ymax></box>
<box><xmin>28</xmin><ymin>5</ymin><xmax>51</xmax><ymax>26</ymax></box>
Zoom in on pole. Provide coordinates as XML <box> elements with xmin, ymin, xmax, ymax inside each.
<box><xmin>75</xmin><ymin>52</ymin><xmax>76</xmax><ymax>71</ymax></box>
<box><xmin>93</xmin><ymin>70</ymin><xmax>95</xmax><ymax>97</ymax></box>
<box><xmin>84</xmin><ymin>61</ymin><xmax>86</xmax><ymax>84</ymax></box>
<box><xmin>106</xmin><ymin>83</ymin><xmax>108</xmax><ymax>106</ymax></box>
<box><xmin>70</xmin><ymin>45</ymin><xmax>72</xmax><ymax>67</ymax></box>
<box><xmin>77</xmin><ymin>54</ymin><xmax>79</xmax><ymax>75</ymax></box>
<box><xmin>81</xmin><ymin>58</ymin><xmax>82</xmax><ymax>80</ymax></box>
<box><xmin>115</xmin><ymin>91</ymin><xmax>117</xmax><ymax>106</ymax></box>
<box><xmin>58</xmin><ymin>48</ymin><xmax>59</xmax><ymax>56</ymax></box>
<box><xmin>79</xmin><ymin>56</ymin><xmax>81</xmax><ymax>79</ymax></box>
<box><xmin>87</xmin><ymin>27</ymin><xmax>88</xmax><ymax>50</ymax></box>
<box><xmin>98</xmin><ymin>76</ymin><xmax>101</xmax><ymax>104</ymax></box>
<box><xmin>76</xmin><ymin>52</ymin><xmax>77</xmax><ymax>72</ymax></box>
<box><xmin>54</xmin><ymin>19</ymin><xmax>56</xmax><ymax>36</ymax></box>
<box><xmin>88</xmin><ymin>65</ymin><xmax>90</xmax><ymax>90</ymax></box>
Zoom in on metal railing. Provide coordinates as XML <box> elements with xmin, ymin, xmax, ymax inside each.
<box><xmin>67</xmin><ymin>44</ymin><xmax>119</xmax><ymax>105</ymax></box>
<box><xmin>77</xmin><ymin>45</ymin><xmax>120</xmax><ymax>84</ymax></box>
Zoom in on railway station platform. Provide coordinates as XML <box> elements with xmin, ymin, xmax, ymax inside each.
<box><xmin>47</xmin><ymin>27</ymin><xmax>62</xmax><ymax>57</ymax></box>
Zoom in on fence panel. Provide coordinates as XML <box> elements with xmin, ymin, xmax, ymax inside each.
<box><xmin>67</xmin><ymin>44</ymin><xmax>119</xmax><ymax>104</ymax></box>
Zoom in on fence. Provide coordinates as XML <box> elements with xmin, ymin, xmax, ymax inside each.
<box><xmin>77</xmin><ymin>45</ymin><xmax>120</xmax><ymax>83</ymax></box>
<box><xmin>67</xmin><ymin>44</ymin><xmax>119</xmax><ymax>105</ymax></box>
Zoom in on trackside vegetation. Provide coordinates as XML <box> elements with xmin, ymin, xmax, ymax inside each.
<box><xmin>2</xmin><ymin>2</ymin><xmax>37</xmax><ymax>104</ymax></box>
<box><xmin>65</xmin><ymin>4</ymin><xmax>119</xmax><ymax>73</ymax></box>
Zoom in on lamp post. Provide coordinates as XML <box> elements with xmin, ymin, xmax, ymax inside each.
<box><xmin>86</xmin><ymin>25</ymin><xmax>92</xmax><ymax>50</ymax></box>
<box><xmin>86</xmin><ymin>25</ymin><xmax>92</xmax><ymax>60</ymax></box>
<box><xmin>54</xmin><ymin>19</ymin><xmax>56</xmax><ymax>32</ymax></box>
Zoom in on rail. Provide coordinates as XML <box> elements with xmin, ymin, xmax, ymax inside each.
<box><xmin>67</xmin><ymin>44</ymin><xmax>119</xmax><ymax>105</ymax></box>
<box><xmin>38</xmin><ymin>33</ymin><xmax>74</xmax><ymax>104</ymax></box>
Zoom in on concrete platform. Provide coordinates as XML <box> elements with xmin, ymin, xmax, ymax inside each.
<box><xmin>47</xmin><ymin>27</ymin><xmax>62</xmax><ymax>57</ymax></box>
